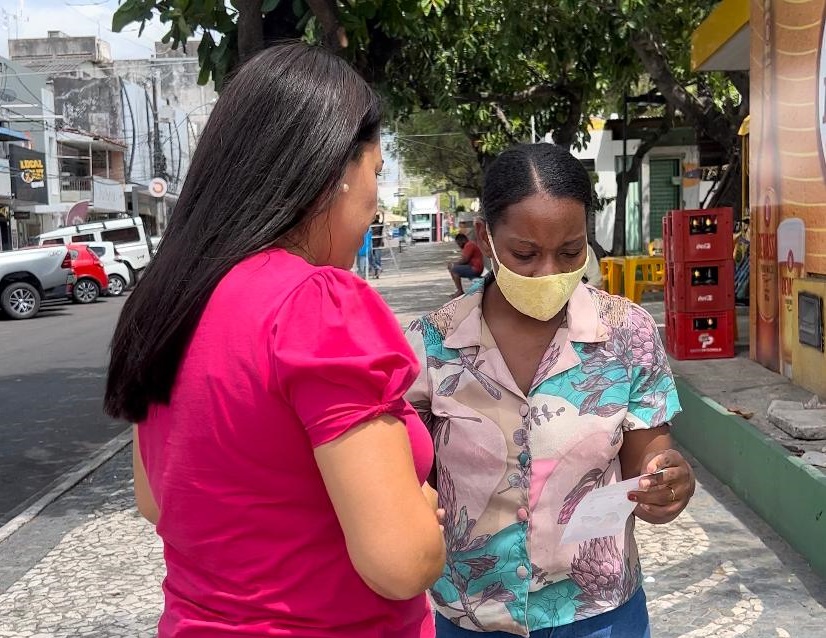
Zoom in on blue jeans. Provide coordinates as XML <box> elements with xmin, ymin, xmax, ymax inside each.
<box><xmin>451</xmin><ymin>263</ymin><xmax>483</xmax><ymax>279</ymax></box>
<box><xmin>435</xmin><ymin>588</ymin><xmax>651</xmax><ymax>638</ymax></box>
<box><xmin>371</xmin><ymin>248</ymin><xmax>382</xmax><ymax>274</ymax></box>
<box><xmin>356</xmin><ymin>255</ymin><xmax>369</xmax><ymax>280</ymax></box>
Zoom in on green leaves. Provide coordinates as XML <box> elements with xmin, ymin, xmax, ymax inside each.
<box><xmin>420</xmin><ymin>0</ymin><xmax>448</xmax><ymax>16</ymax></box>
<box><xmin>112</xmin><ymin>0</ymin><xmax>155</xmax><ymax>33</ymax></box>
<box><xmin>111</xmin><ymin>0</ymin><xmax>742</xmax><ymax>156</ymax></box>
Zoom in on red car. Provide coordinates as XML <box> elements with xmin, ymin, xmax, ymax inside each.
<box><xmin>66</xmin><ymin>243</ymin><xmax>109</xmax><ymax>304</ymax></box>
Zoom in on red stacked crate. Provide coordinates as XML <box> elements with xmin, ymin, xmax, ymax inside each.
<box><xmin>668</xmin><ymin>208</ymin><xmax>733</xmax><ymax>263</ymax></box>
<box><xmin>664</xmin><ymin>208</ymin><xmax>735</xmax><ymax>360</ymax></box>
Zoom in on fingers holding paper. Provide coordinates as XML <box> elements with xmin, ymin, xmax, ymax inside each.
<box><xmin>627</xmin><ymin>449</ymin><xmax>695</xmax><ymax>524</ymax></box>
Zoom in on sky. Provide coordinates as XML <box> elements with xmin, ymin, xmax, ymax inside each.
<box><xmin>0</xmin><ymin>0</ymin><xmax>168</xmax><ymax>59</ymax></box>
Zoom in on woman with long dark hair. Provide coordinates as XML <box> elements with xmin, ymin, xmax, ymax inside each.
<box><xmin>106</xmin><ymin>43</ymin><xmax>445</xmax><ymax>637</ymax></box>
<box><xmin>406</xmin><ymin>144</ymin><xmax>694</xmax><ymax>637</ymax></box>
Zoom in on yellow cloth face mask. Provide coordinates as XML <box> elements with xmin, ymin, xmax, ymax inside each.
<box><xmin>487</xmin><ymin>227</ymin><xmax>588</xmax><ymax>321</ymax></box>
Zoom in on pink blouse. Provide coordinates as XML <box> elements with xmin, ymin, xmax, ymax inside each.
<box><xmin>139</xmin><ymin>249</ymin><xmax>435</xmax><ymax>637</ymax></box>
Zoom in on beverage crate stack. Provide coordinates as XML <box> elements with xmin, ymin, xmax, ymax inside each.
<box><xmin>663</xmin><ymin>208</ymin><xmax>736</xmax><ymax>360</ymax></box>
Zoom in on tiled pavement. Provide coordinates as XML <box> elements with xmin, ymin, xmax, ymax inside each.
<box><xmin>0</xmin><ymin>242</ymin><xmax>823</xmax><ymax>637</ymax></box>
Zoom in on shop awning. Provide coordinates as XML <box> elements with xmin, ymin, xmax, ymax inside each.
<box><xmin>57</xmin><ymin>130</ymin><xmax>126</xmax><ymax>153</ymax></box>
<box><xmin>691</xmin><ymin>0</ymin><xmax>749</xmax><ymax>71</ymax></box>
<box><xmin>0</xmin><ymin>127</ymin><xmax>29</xmax><ymax>143</ymax></box>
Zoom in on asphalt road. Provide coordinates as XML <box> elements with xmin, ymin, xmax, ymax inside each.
<box><xmin>0</xmin><ymin>296</ymin><xmax>129</xmax><ymax>526</ymax></box>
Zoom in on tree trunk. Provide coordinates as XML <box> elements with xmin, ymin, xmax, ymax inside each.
<box><xmin>612</xmin><ymin>111</ymin><xmax>673</xmax><ymax>254</ymax></box>
<box><xmin>708</xmin><ymin>153</ymin><xmax>743</xmax><ymax>218</ymax></box>
<box><xmin>612</xmin><ymin>169</ymin><xmax>631</xmax><ymax>256</ymax></box>
<box><xmin>262</xmin><ymin>1</ymin><xmax>304</xmax><ymax>42</ymax></box>
<box><xmin>587</xmin><ymin>212</ymin><xmax>609</xmax><ymax>257</ymax></box>
<box><xmin>630</xmin><ymin>31</ymin><xmax>737</xmax><ymax>151</ymax></box>
<box><xmin>305</xmin><ymin>0</ymin><xmax>347</xmax><ymax>50</ymax></box>
<box><xmin>237</xmin><ymin>0</ymin><xmax>264</xmax><ymax>62</ymax></box>
<box><xmin>552</xmin><ymin>88</ymin><xmax>584</xmax><ymax>150</ymax></box>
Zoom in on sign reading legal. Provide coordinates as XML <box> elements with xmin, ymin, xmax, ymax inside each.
<box><xmin>8</xmin><ymin>146</ymin><xmax>48</xmax><ymax>204</ymax></box>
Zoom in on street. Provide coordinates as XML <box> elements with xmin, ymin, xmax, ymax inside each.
<box><xmin>0</xmin><ymin>297</ymin><xmax>129</xmax><ymax>526</ymax></box>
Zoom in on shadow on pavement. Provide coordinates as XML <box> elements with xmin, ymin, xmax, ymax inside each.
<box><xmin>0</xmin><ymin>366</ymin><xmax>129</xmax><ymax>526</ymax></box>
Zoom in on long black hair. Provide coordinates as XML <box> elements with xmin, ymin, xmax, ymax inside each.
<box><xmin>482</xmin><ymin>143</ymin><xmax>593</xmax><ymax>229</ymax></box>
<box><xmin>105</xmin><ymin>42</ymin><xmax>382</xmax><ymax>423</ymax></box>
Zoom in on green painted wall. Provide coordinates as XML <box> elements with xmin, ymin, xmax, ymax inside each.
<box><xmin>672</xmin><ymin>377</ymin><xmax>826</xmax><ymax>579</ymax></box>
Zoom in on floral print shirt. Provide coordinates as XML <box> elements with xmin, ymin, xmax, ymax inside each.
<box><xmin>405</xmin><ymin>281</ymin><xmax>681</xmax><ymax>635</ymax></box>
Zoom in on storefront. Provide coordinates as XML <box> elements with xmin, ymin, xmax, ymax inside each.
<box><xmin>692</xmin><ymin>0</ymin><xmax>826</xmax><ymax>395</ymax></box>
<box><xmin>8</xmin><ymin>145</ymin><xmax>49</xmax><ymax>248</ymax></box>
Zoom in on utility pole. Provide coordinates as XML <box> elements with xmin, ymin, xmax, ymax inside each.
<box><xmin>150</xmin><ymin>69</ymin><xmax>167</xmax><ymax>232</ymax></box>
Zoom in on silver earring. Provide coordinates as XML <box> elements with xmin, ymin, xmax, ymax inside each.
<box><xmin>341</xmin><ymin>183</ymin><xmax>350</xmax><ymax>193</ymax></box>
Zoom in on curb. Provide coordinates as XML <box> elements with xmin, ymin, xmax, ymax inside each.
<box><xmin>672</xmin><ymin>376</ymin><xmax>826</xmax><ymax>579</ymax></box>
<box><xmin>0</xmin><ymin>429</ymin><xmax>132</xmax><ymax>545</ymax></box>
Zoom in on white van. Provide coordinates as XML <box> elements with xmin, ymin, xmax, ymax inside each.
<box><xmin>34</xmin><ymin>217</ymin><xmax>153</xmax><ymax>277</ymax></box>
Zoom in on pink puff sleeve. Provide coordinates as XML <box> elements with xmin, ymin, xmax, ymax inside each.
<box><xmin>270</xmin><ymin>268</ymin><xmax>420</xmax><ymax>447</ymax></box>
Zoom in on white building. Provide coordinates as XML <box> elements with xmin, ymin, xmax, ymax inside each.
<box><xmin>551</xmin><ymin>118</ymin><xmax>715</xmax><ymax>253</ymax></box>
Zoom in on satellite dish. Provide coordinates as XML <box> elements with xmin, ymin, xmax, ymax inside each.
<box><xmin>0</xmin><ymin>89</ymin><xmax>18</xmax><ymax>103</ymax></box>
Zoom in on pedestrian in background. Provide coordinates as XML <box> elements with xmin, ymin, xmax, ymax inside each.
<box><xmin>370</xmin><ymin>213</ymin><xmax>385</xmax><ymax>278</ymax></box>
<box><xmin>105</xmin><ymin>42</ymin><xmax>444</xmax><ymax>638</ymax></box>
<box><xmin>446</xmin><ymin>232</ymin><xmax>484</xmax><ymax>297</ymax></box>
<box><xmin>357</xmin><ymin>226</ymin><xmax>373</xmax><ymax>279</ymax></box>
<box><xmin>399</xmin><ymin>223</ymin><xmax>408</xmax><ymax>251</ymax></box>
<box><xmin>406</xmin><ymin>144</ymin><xmax>694</xmax><ymax>638</ymax></box>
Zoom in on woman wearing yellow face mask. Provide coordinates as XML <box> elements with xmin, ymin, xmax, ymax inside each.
<box><xmin>405</xmin><ymin>144</ymin><xmax>695</xmax><ymax>638</ymax></box>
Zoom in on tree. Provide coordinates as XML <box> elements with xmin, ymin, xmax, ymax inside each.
<box><xmin>395</xmin><ymin>110</ymin><xmax>483</xmax><ymax>196</ymax></box>
<box><xmin>612</xmin><ymin>104</ymin><xmax>675</xmax><ymax>255</ymax></box>
<box><xmin>617</xmin><ymin>1</ymin><xmax>747</xmax><ymax>250</ymax></box>
<box><xmin>380</xmin><ymin>0</ymin><xmax>639</xmax><ymax>152</ymax></box>
<box><xmin>115</xmin><ymin>0</ymin><xmax>747</xmax><ymax>255</ymax></box>
<box><xmin>113</xmin><ymin>0</ymin><xmax>628</xmax><ymax>152</ymax></box>
<box><xmin>112</xmin><ymin>0</ymin><xmax>443</xmax><ymax>89</ymax></box>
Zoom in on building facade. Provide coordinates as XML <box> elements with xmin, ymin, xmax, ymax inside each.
<box><xmin>7</xmin><ymin>31</ymin><xmax>215</xmax><ymax>239</ymax></box>
<box><xmin>559</xmin><ymin>120</ymin><xmax>715</xmax><ymax>254</ymax></box>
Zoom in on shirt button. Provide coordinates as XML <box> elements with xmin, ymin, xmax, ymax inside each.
<box><xmin>519</xmin><ymin>403</ymin><xmax>530</xmax><ymax>417</ymax></box>
<box><xmin>517</xmin><ymin>507</ymin><xmax>529</xmax><ymax>522</ymax></box>
<box><xmin>516</xmin><ymin>565</ymin><xmax>530</xmax><ymax>580</ymax></box>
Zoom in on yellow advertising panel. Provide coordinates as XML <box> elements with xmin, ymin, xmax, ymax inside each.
<box><xmin>750</xmin><ymin>0</ymin><xmax>826</xmax><ymax>373</ymax></box>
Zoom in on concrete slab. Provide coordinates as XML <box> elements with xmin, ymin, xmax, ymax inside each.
<box><xmin>768</xmin><ymin>400</ymin><xmax>826</xmax><ymax>441</ymax></box>
<box><xmin>802</xmin><ymin>451</ymin><xmax>826</xmax><ymax>468</ymax></box>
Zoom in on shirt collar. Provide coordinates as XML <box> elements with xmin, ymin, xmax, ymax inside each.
<box><xmin>442</xmin><ymin>281</ymin><xmax>609</xmax><ymax>350</ymax></box>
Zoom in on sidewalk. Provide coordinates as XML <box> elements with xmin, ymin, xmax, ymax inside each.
<box><xmin>0</xmin><ymin>242</ymin><xmax>824</xmax><ymax>637</ymax></box>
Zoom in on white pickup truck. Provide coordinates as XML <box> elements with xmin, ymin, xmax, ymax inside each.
<box><xmin>0</xmin><ymin>246</ymin><xmax>75</xmax><ymax>320</ymax></box>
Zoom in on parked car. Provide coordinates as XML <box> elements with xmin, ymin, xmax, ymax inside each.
<box><xmin>34</xmin><ymin>217</ymin><xmax>153</xmax><ymax>280</ymax></box>
<box><xmin>0</xmin><ymin>246</ymin><xmax>74</xmax><ymax>319</ymax></box>
<box><xmin>66</xmin><ymin>244</ymin><xmax>109</xmax><ymax>305</ymax></box>
<box><xmin>84</xmin><ymin>241</ymin><xmax>132</xmax><ymax>297</ymax></box>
